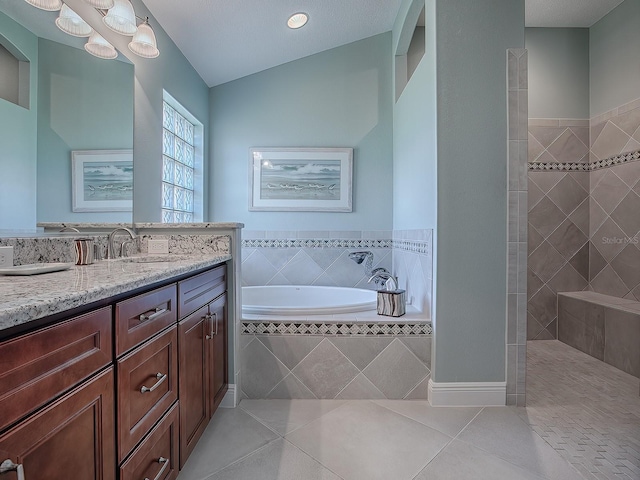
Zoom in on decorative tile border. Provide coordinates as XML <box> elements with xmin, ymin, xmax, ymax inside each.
<box><xmin>241</xmin><ymin>238</ymin><xmax>431</xmax><ymax>255</ymax></box>
<box><xmin>528</xmin><ymin>150</ymin><xmax>640</xmax><ymax>171</ymax></box>
<box><xmin>392</xmin><ymin>239</ymin><xmax>431</xmax><ymax>255</ymax></box>
<box><xmin>241</xmin><ymin>321</ymin><xmax>432</xmax><ymax>336</ymax></box>
<box><xmin>242</xmin><ymin>239</ymin><xmax>391</xmax><ymax>248</ymax></box>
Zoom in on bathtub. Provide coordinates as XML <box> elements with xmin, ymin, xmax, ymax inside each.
<box><xmin>242</xmin><ymin>285</ymin><xmax>377</xmax><ymax>316</ymax></box>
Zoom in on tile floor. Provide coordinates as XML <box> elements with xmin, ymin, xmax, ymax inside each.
<box><xmin>177</xmin><ymin>340</ymin><xmax>640</xmax><ymax>480</ymax></box>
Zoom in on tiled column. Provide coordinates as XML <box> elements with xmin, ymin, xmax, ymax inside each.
<box><xmin>506</xmin><ymin>49</ymin><xmax>528</xmax><ymax>406</ymax></box>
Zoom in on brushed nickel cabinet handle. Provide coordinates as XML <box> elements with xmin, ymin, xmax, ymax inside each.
<box><xmin>140</xmin><ymin>372</ymin><xmax>167</xmax><ymax>393</ymax></box>
<box><xmin>205</xmin><ymin>313</ymin><xmax>213</xmax><ymax>339</ymax></box>
<box><xmin>212</xmin><ymin>312</ymin><xmax>218</xmax><ymax>336</ymax></box>
<box><xmin>144</xmin><ymin>457</ymin><xmax>169</xmax><ymax>480</ymax></box>
<box><xmin>139</xmin><ymin>307</ymin><xmax>168</xmax><ymax>322</ymax></box>
<box><xmin>0</xmin><ymin>460</ymin><xmax>25</xmax><ymax>480</ymax></box>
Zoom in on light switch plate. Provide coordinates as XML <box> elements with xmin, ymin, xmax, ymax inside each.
<box><xmin>0</xmin><ymin>246</ymin><xmax>14</xmax><ymax>268</ymax></box>
<box><xmin>148</xmin><ymin>239</ymin><xmax>169</xmax><ymax>254</ymax></box>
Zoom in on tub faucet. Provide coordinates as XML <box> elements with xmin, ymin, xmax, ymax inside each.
<box><xmin>368</xmin><ymin>271</ymin><xmax>398</xmax><ymax>291</ymax></box>
<box><xmin>349</xmin><ymin>251</ymin><xmax>375</xmax><ymax>276</ymax></box>
<box><xmin>107</xmin><ymin>227</ymin><xmax>137</xmax><ymax>259</ymax></box>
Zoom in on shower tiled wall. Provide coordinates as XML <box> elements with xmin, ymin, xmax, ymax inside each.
<box><xmin>527</xmin><ymin>96</ymin><xmax>640</xmax><ymax>340</ymax></box>
<box><xmin>241</xmin><ymin>229</ymin><xmax>433</xmax><ymax>315</ymax></box>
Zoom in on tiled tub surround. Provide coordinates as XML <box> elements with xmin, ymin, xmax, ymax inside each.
<box><xmin>527</xmin><ymin>97</ymin><xmax>640</xmax><ymax>341</ymax></box>
<box><xmin>240</xmin><ymin>312</ymin><xmax>432</xmax><ymax>400</ymax></box>
<box><xmin>558</xmin><ymin>291</ymin><xmax>640</xmax><ymax>379</ymax></box>
<box><xmin>241</xmin><ymin>229</ymin><xmax>432</xmax><ymax>315</ymax></box>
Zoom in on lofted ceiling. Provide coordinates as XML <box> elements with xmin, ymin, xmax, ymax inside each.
<box><xmin>142</xmin><ymin>0</ymin><xmax>626</xmax><ymax>88</ymax></box>
<box><xmin>3</xmin><ymin>1</ymin><xmax>626</xmax><ymax>87</ymax></box>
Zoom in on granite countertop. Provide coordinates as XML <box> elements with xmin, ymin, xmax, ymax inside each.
<box><xmin>0</xmin><ymin>253</ymin><xmax>231</xmax><ymax>333</ymax></box>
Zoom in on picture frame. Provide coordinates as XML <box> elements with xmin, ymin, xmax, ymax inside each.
<box><xmin>71</xmin><ymin>150</ymin><xmax>133</xmax><ymax>212</ymax></box>
<box><xmin>249</xmin><ymin>147</ymin><xmax>353</xmax><ymax>212</ymax></box>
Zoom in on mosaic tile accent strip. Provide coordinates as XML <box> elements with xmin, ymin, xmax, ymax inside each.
<box><xmin>528</xmin><ymin>151</ymin><xmax>640</xmax><ymax>171</ymax></box>
<box><xmin>242</xmin><ymin>239</ymin><xmax>392</xmax><ymax>249</ymax></box>
<box><xmin>392</xmin><ymin>239</ymin><xmax>431</xmax><ymax>255</ymax></box>
<box><xmin>241</xmin><ymin>321</ymin><xmax>432</xmax><ymax>336</ymax></box>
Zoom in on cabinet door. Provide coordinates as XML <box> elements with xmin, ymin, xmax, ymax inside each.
<box><xmin>0</xmin><ymin>368</ymin><xmax>115</xmax><ymax>480</ymax></box>
<box><xmin>208</xmin><ymin>293</ymin><xmax>228</xmax><ymax>416</ymax></box>
<box><xmin>0</xmin><ymin>306</ymin><xmax>112</xmax><ymax>432</ymax></box>
<box><xmin>177</xmin><ymin>304</ymin><xmax>209</xmax><ymax>469</ymax></box>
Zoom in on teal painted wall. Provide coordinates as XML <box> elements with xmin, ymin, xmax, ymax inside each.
<box><xmin>209</xmin><ymin>33</ymin><xmax>393</xmax><ymax>230</ymax></box>
<box><xmin>0</xmin><ymin>12</ymin><xmax>37</xmax><ymax>231</ymax></box>
<box><xmin>526</xmin><ymin>28</ymin><xmax>590</xmax><ymax>119</ymax></box>
<box><xmin>36</xmin><ymin>38</ymin><xmax>133</xmax><ymax>223</ymax></box>
<box><xmin>590</xmin><ymin>0</ymin><xmax>640</xmax><ymax>116</ymax></box>
<box><xmin>433</xmin><ymin>0</ymin><xmax>524</xmax><ymax>383</ymax></box>
<box><xmin>393</xmin><ymin>0</ymin><xmax>437</xmax><ymax>230</ymax></box>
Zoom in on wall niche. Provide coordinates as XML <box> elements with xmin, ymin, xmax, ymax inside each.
<box><xmin>0</xmin><ymin>37</ymin><xmax>30</xmax><ymax>109</ymax></box>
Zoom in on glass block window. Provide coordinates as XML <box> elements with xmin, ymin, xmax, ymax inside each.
<box><xmin>162</xmin><ymin>101</ymin><xmax>196</xmax><ymax>223</ymax></box>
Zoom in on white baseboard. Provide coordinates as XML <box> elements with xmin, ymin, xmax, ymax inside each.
<box><xmin>428</xmin><ymin>379</ymin><xmax>506</xmax><ymax>406</ymax></box>
<box><xmin>220</xmin><ymin>384</ymin><xmax>236</xmax><ymax>408</ymax></box>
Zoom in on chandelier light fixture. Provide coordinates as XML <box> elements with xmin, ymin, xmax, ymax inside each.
<box><xmin>84</xmin><ymin>31</ymin><xmax>118</xmax><ymax>59</ymax></box>
<box><xmin>56</xmin><ymin>4</ymin><xmax>93</xmax><ymax>37</ymax></box>
<box><xmin>103</xmin><ymin>0</ymin><xmax>137</xmax><ymax>35</ymax></box>
<box><xmin>24</xmin><ymin>0</ymin><xmax>160</xmax><ymax>59</ymax></box>
<box><xmin>128</xmin><ymin>19</ymin><xmax>159</xmax><ymax>58</ymax></box>
<box><xmin>24</xmin><ymin>0</ymin><xmax>62</xmax><ymax>11</ymax></box>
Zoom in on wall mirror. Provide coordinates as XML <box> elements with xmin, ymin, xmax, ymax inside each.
<box><xmin>0</xmin><ymin>0</ymin><xmax>134</xmax><ymax>234</ymax></box>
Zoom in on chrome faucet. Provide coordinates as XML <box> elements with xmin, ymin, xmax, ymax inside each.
<box><xmin>368</xmin><ymin>271</ymin><xmax>398</xmax><ymax>291</ymax></box>
<box><xmin>107</xmin><ymin>227</ymin><xmax>137</xmax><ymax>259</ymax></box>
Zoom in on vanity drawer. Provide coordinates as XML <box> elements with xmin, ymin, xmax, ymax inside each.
<box><xmin>117</xmin><ymin>327</ymin><xmax>178</xmax><ymax>462</ymax></box>
<box><xmin>120</xmin><ymin>403</ymin><xmax>179</xmax><ymax>480</ymax></box>
<box><xmin>0</xmin><ymin>306</ymin><xmax>112</xmax><ymax>432</ymax></box>
<box><xmin>178</xmin><ymin>264</ymin><xmax>226</xmax><ymax>319</ymax></box>
<box><xmin>116</xmin><ymin>284</ymin><xmax>177</xmax><ymax>356</ymax></box>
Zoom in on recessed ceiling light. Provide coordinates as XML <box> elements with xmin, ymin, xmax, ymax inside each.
<box><xmin>287</xmin><ymin>12</ymin><xmax>308</xmax><ymax>29</ymax></box>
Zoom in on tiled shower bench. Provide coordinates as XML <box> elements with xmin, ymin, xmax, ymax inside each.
<box><xmin>558</xmin><ymin>291</ymin><xmax>640</xmax><ymax>379</ymax></box>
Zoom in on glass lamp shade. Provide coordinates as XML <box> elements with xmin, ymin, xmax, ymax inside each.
<box><xmin>103</xmin><ymin>0</ymin><xmax>137</xmax><ymax>35</ymax></box>
<box><xmin>82</xmin><ymin>0</ymin><xmax>115</xmax><ymax>8</ymax></box>
<box><xmin>24</xmin><ymin>0</ymin><xmax>62</xmax><ymax>11</ymax></box>
<box><xmin>85</xmin><ymin>32</ymin><xmax>117</xmax><ymax>59</ymax></box>
<box><xmin>128</xmin><ymin>21</ymin><xmax>159</xmax><ymax>58</ymax></box>
<box><xmin>55</xmin><ymin>5</ymin><xmax>93</xmax><ymax>37</ymax></box>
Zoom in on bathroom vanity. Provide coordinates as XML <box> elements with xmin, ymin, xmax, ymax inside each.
<box><xmin>0</xmin><ymin>253</ymin><xmax>232</xmax><ymax>480</ymax></box>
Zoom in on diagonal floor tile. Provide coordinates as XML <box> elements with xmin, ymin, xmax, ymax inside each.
<box><xmin>372</xmin><ymin>400</ymin><xmax>480</xmax><ymax>437</ymax></box>
<box><xmin>457</xmin><ymin>407</ymin><xmax>584</xmax><ymax>480</ymax></box>
<box><xmin>286</xmin><ymin>400</ymin><xmax>451</xmax><ymax>480</ymax></box>
<box><xmin>239</xmin><ymin>399</ymin><xmax>346</xmax><ymax>436</ymax></box>
<box><xmin>207</xmin><ymin>438</ymin><xmax>343</xmax><ymax>480</ymax></box>
<box><xmin>414</xmin><ymin>439</ymin><xmax>548</xmax><ymax>480</ymax></box>
<box><xmin>177</xmin><ymin>408</ymin><xmax>279</xmax><ymax>480</ymax></box>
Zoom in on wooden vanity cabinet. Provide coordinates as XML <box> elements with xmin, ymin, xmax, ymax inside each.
<box><xmin>0</xmin><ymin>262</ymin><xmax>228</xmax><ymax>480</ymax></box>
<box><xmin>0</xmin><ymin>368</ymin><xmax>116</xmax><ymax>480</ymax></box>
<box><xmin>177</xmin><ymin>265</ymin><xmax>227</xmax><ymax>468</ymax></box>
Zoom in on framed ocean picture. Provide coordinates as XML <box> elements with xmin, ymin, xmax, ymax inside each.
<box><xmin>249</xmin><ymin>147</ymin><xmax>353</xmax><ymax>212</ymax></box>
<box><xmin>71</xmin><ymin>150</ymin><xmax>133</xmax><ymax>212</ymax></box>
